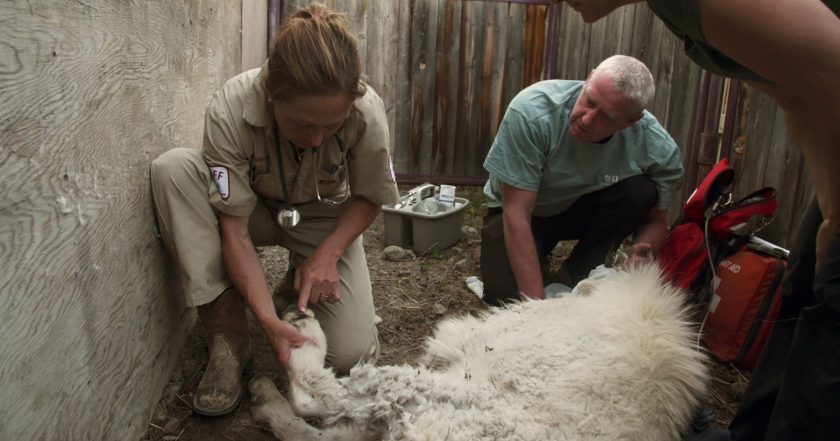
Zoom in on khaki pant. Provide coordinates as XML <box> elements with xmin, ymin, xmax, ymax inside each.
<box><xmin>150</xmin><ymin>148</ymin><xmax>379</xmax><ymax>372</ymax></box>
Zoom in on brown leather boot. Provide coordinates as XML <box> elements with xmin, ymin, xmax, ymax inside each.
<box><xmin>192</xmin><ymin>288</ymin><xmax>253</xmax><ymax>416</ymax></box>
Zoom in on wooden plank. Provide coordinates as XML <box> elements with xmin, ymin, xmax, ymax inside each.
<box><xmin>523</xmin><ymin>4</ymin><xmax>548</xmax><ymax>83</ymax></box>
<box><xmin>734</xmin><ymin>87</ymin><xmax>777</xmax><ymax>192</ymax></box>
<box><xmin>556</xmin><ymin>4</ymin><xmax>589</xmax><ymax>80</ymax></box>
<box><xmin>433</xmin><ymin>0</ymin><xmax>463</xmax><ymax>175</ymax></box>
<box><xmin>394</xmin><ymin>0</ymin><xmax>413</xmax><ymax>173</ymax></box>
<box><xmin>648</xmin><ymin>21</ymin><xmax>676</xmax><ymax>126</ymax></box>
<box><xmin>407</xmin><ymin>0</ymin><xmax>441</xmax><ymax>173</ymax></box>
<box><xmin>501</xmin><ymin>3</ymin><xmax>526</xmax><ymax>111</ymax></box>
<box><xmin>241</xmin><ymin>0</ymin><xmax>268</xmax><ymax>71</ymax></box>
<box><xmin>454</xmin><ymin>0</ymin><xmax>486</xmax><ymax>176</ymax></box>
<box><xmin>756</xmin><ymin>100</ymin><xmax>799</xmax><ymax>244</ymax></box>
<box><xmin>0</xmin><ymin>1</ymin><xmax>240</xmax><ymax>439</ymax></box>
<box><xmin>476</xmin><ymin>1</ymin><xmax>509</xmax><ymax>167</ymax></box>
<box><xmin>364</xmin><ymin>0</ymin><xmax>400</xmax><ymax>155</ymax></box>
<box><xmin>487</xmin><ymin>2</ymin><xmax>511</xmax><ymax>135</ymax></box>
<box><xmin>626</xmin><ymin>2</ymin><xmax>654</xmax><ymax>59</ymax></box>
<box><xmin>588</xmin><ymin>5</ymin><xmax>624</xmax><ymax>65</ymax></box>
<box><xmin>343</xmin><ymin>0</ymin><xmax>369</xmax><ymax>66</ymax></box>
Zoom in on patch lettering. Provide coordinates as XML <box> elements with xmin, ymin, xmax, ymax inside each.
<box><xmin>210</xmin><ymin>165</ymin><xmax>230</xmax><ymax>200</ymax></box>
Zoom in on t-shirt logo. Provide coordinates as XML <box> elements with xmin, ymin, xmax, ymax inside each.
<box><xmin>604</xmin><ymin>174</ymin><xmax>620</xmax><ymax>184</ymax></box>
<box><xmin>210</xmin><ymin>165</ymin><xmax>230</xmax><ymax>200</ymax></box>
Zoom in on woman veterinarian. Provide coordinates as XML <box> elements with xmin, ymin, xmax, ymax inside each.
<box><xmin>150</xmin><ymin>3</ymin><xmax>398</xmax><ymax>416</ymax></box>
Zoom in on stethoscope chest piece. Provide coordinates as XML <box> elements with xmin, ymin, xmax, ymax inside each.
<box><xmin>271</xmin><ymin>123</ymin><xmax>348</xmax><ymax>230</ymax></box>
<box><xmin>277</xmin><ymin>207</ymin><xmax>301</xmax><ymax>229</ymax></box>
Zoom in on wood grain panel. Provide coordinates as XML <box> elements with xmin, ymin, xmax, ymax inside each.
<box><xmin>0</xmin><ymin>1</ymin><xmax>240</xmax><ymax>439</ymax></box>
<box><xmin>241</xmin><ymin>0</ymin><xmax>267</xmax><ymax>70</ymax></box>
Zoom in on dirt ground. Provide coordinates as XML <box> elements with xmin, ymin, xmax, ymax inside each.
<box><xmin>142</xmin><ymin>186</ymin><xmax>748</xmax><ymax>441</ymax></box>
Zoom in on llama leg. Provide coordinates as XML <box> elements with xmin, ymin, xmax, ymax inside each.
<box><xmin>281</xmin><ymin>308</ymin><xmax>348</xmax><ymax>417</ymax></box>
<box><xmin>250</xmin><ymin>376</ymin><xmax>370</xmax><ymax>441</ymax></box>
<box><xmin>249</xmin><ymin>376</ymin><xmax>325</xmax><ymax>440</ymax></box>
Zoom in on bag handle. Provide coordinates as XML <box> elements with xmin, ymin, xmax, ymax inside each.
<box><xmin>684</xmin><ymin>158</ymin><xmax>736</xmax><ymax>224</ymax></box>
<box><xmin>709</xmin><ymin>187</ymin><xmax>778</xmax><ymax>240</ymax></box>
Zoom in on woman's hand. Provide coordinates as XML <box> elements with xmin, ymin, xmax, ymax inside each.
<box><xmin>263</xmin><ymin>317</ymin><xmax>312</xmax><ymax>368</ymax></box>
<box><xmin>294</xmin><ymin>252</ymin><xmax>342</xmax><ymax>310</ymax></box>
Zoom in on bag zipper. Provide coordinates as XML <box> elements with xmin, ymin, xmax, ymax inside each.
<box><xmin>734</xmin><ymin>259</ymin><xmax>785</xmax><ymax>364</ymax></box>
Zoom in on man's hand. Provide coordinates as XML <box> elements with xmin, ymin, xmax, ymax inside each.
<box><xmin>627</xmin><ymin>242</ymin><xmax>654</xmax><ymax>265</ymax></box>
<box><xmin>263</xmin><ymin>317</ymin><xmax>312</xmax><ymax>368</ymax></box>
<box><xmin>628</xmin><ymin>208</ymin><xmax>670</xmax><ymax>265</ymax></box>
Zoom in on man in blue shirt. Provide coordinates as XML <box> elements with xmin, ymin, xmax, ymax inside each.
<box><xmin>480</xmin><ymin>55</ymin><xmax>683</xmax><ymax>305</ymax></box>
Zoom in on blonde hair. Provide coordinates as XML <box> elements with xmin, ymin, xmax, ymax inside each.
<box><xmin>265</xmin><ymin>3</ymin><xmax>366</xmax><ymax>101</ymax></box>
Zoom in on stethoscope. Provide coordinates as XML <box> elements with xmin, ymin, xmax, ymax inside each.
<box><xmin>273</xmin><ymin>124</ymin><xmax>350</xmax><ymax>229</ymax></box>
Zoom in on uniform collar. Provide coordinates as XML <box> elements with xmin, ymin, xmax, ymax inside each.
<box><xmin>243</xmin><ymin>60</ymin><xmax>272</xmax><ymax>128</ymax></box>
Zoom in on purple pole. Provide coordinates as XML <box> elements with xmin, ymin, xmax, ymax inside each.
<box><xmin>683</xmin><ymin>70</ymin><xmax>711</xmax><ymax>199</ymax></box>
<box><xmin>719</xmin><ymin>79</ymin><xmax>741</xmax><ymax>160</ymax></box>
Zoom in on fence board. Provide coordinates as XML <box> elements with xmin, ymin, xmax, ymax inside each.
<box><xmin>556</xmin><ymin>5</ymin><xmax>589</xmax><ymax>80</ymax></box>
<box><xmin>453</xmin><ymin>0</ymin><xmax>486</xmax><ymax>176</ymax></box>
<box><xmin>364</xmin><ymin>0</ymin><xmax>400</xmax><ymax>153</ymax></box>
<box><xmin>411</xmin><ymin>0</ymin><xmax>441</xmax><ymax>172</ymax></box>
<box><xmin>732</xmin><ymin>87</ymin><xmax>806</xmax><ymax>245</ymax></box>
<box><xmin>501</xmin><ymin>4</ymin><xmax>527</xmax><ymax>112</ymax></box>
<box><xmin>395</xmin><ymin>1</ymin><xmax>413</xmax><ymax>172</ymax></box>
<box><xmin>434</xmin><ymin>0</ymin><xmax>463</xmax><ymax>175</ymax></box>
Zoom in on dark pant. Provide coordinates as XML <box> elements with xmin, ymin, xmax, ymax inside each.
<box><xmin>479</xmin><ymin>175</ymin><xmax>657</xmax><ymax>305</ymax></box>
<box><xmin>729</xmin><ymin>199</ymin><xmax>840</xmax><ymax>440</ymax></box>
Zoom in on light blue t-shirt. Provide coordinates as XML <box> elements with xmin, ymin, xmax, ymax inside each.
<box><xmin>483</xmin><ymin>80</ymin><xmax>683</xmax><ymax>216</ymax></box>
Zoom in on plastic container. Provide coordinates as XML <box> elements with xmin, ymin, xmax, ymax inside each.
<box><xmin>382</xmin><ymin>185</ymin><xmax>470</xmax><ymax>253</ymax></box>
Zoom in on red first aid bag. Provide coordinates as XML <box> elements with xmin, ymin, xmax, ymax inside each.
<box><xmin>702</xmin><ymin>247</ymin><xmax>785</xmax><ymax>370</ymax></box>
<box><xmin>658</xmin><ymin>223</ymin><xmax>708</xmax><ymax>291</ymax></box>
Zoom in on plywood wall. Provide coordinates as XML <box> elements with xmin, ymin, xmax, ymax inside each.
<box><xmin>0</xmin><ymin>1</ymin><xmax>241</xmax><ymax>439</ymax></box>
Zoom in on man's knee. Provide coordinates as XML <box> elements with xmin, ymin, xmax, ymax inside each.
<box><xmin>616</xmin><ymin>175</ymin><xmax>658</xmax><ymax>213</ymax></box>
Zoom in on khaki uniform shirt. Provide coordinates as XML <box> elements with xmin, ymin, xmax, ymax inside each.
<box><xmin>203</xmin><ymin>64</ymin><xmax>399</xmax><ymax>217</ymax></box>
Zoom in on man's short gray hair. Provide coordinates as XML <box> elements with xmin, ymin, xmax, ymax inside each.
<box><xmin>590</xmin><ymin>55</ymin><xmax>655</xmax><ymax>112</ymax></box>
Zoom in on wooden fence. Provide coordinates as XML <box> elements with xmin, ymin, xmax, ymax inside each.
<box><xmin>279</xmin><ymin>0</ymin><xmax>809</xmax><ymax>243</ymax></box>
<box><xmin>281</xmin><ymin>1</ymin><xmax>699</xmax><ymax>181</ymax></box>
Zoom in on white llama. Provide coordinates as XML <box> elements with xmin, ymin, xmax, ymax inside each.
<box><xmin>249</xmin><ymin>263</ymin><xmax>709</xmax><ymax>441</ymax></box>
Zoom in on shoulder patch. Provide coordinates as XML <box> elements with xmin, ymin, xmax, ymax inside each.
<box><xmin>209</xmin><ymin>165</ymin><xmax>230</xmax><ymax>200</ymax></box>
